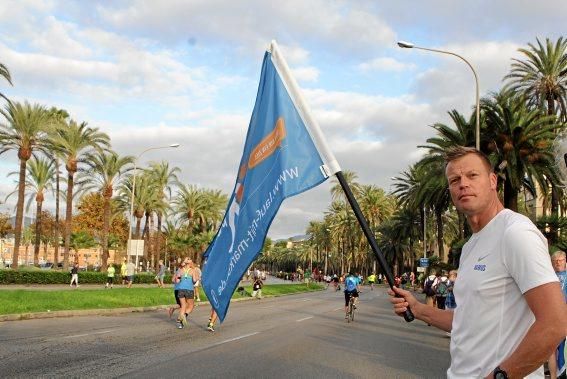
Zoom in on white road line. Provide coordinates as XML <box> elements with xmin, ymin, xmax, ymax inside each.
<box><xmin>296</xmin><ymin>316</ymin><xmax>313</xmax><ymax>322</ymax></box>
<box><xmin>61</xmin><ymin>330</ymin><xmax>113</xmax><ymax>339</ymax></box>
<box><xmin>212</xmin><ymin>332</ymin><xmax>259</xmax><ymax>347</ymax></box>
<box><xmin>301</xmin><ymin>298</ymin><xmax>311</xmax><ymax>302</ymax></box>
<box><xmin>333</xmin><ymin>307</ymin><xmax>343</xmax><ymax>311</ymax></box>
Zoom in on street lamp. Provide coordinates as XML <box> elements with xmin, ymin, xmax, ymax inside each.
<box><xmin>397</xmin><ymin>41</ymin><xmax>481</xmax><ymax>150</ymax></box>
<box><xmin>128</xmin><ymin>143</ymin><xmax>180</xmax><ymax>270</ymax></box>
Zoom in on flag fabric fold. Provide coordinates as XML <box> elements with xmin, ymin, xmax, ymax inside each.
<box><xmin>202</xmin><ymin>41</ymin><xmax>338</xmax><ymax>322</ymax></box>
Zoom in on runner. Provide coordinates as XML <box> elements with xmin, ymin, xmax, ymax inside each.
<box><xmin>105</xmin><ymin>264</ymin><xmax>115</xmax><ymax>289</ymax></box>
<box><xmin>173</xmin><ymin>258</ymin><xmax>200</xmax><ymax>329</ymax></box>
<box><xmin>193</xmin><ymin>264</ymin><xmax>202</xmax><ymax>302</ymax></box>
<box><xmin>367</xmin><ymin>272</ymin><xmax>376</xmax><ymax>291</ymax></box>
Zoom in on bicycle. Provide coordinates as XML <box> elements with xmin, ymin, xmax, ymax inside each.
<box><xmin>346</xmin><ymin>293</ymin><xmax>355</xmax><ymax>322</ymax></box>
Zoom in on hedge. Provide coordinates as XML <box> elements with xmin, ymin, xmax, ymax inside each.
<box><xmin>0</xmin><ymin>268</ymin><xmax>172</xmax><ymax>285</ymax></box>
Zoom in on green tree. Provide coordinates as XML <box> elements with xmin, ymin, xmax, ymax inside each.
<box><xmin>482</xmin><ymin>90</ymin><xmax>562</xmax><ymax>211</ymax></box>
<box><xmin>9</xmin><ymin>157</ymin><xmax>55</xmax><ymax>266</ymax></box>
<box><xmin>505</xmin><ymin>37</ymin><xmax>567</xmax><ymax>121</ymax></box>
<box><xmin>0</xmin><ymin>101</ymin><xmax>50</xmax><ymax>268</ymax></box>
<box><xmin>49</xmin><ymin>120</ymin><xmax>110</xmax><ymax>270</ymax></box>
<box><xmin>80</xmin><ymin>151</ymin><xmax>133</xmax><ymax>270</ymax></box>
<box><xmin>0</xmin><ymin>61</ymin><xmax>12</xmax><ymax>102</ymax></box>
<box><xmin>147</xmin><ymin>161</ymin><xmax>180</xmax><ymax>270</ymax></box>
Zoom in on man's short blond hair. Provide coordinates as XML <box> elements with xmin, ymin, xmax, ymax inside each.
<box><xmin>444</xmin><ymin>146</ymin><xmax>493</xmax><ymax>173</ymax></box>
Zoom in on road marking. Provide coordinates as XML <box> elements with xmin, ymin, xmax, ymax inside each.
<box><xmin>333</xmin><ymin>307</ymin><xmax>343</xmax><ymax>311</ymax></box>
<box><xmin>212</xmin><ymin>332</ymin><xmax>259</xmax><ymax>347</ymax></box>
<box><xmin>61</xmin><ymin>330</ymin><xmax>113</xmax><ymax>339</ymax></box>
<box><xmin>301</xmin><ymin>298</ymin><xmax>311</xmax><ymax>302</ymax></box>
<box><xmin>296</xmin><ymin>316</ymin><xmax>313</xmax><ymax>322</ymax></box>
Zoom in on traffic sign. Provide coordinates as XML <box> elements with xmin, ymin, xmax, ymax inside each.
<box><xmin>419</xmin><ymin>258</ymin><xmax>429</xmax><ymax>267</ymax></box>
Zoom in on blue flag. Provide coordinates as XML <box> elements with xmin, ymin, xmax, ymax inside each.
<box><xmin>202</xmin><ymin>41</ymin><xmax>339</xmax><ymax>322</ymax></box>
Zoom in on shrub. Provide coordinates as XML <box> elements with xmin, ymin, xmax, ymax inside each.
<box><xmin>0</xmin><ymin>269</ymin><xmax>172</xmax><ymax>285</ymax></box>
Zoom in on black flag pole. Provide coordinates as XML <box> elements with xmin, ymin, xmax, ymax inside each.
<box><xmin>335</xmin><ymin>171</ymin><xmax>415</xmax><ymax>322</ymax></box>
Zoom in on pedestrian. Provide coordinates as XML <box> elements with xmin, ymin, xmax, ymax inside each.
<box><xmin>155</xmin><ymin>260</ymin><xmax>166</xmax><ymax>288</ymax></box>
<box><xmin>70</xmin><ymin>262</ymin><xmax>79</xmax><ymax>287</ymax></box>
<box><xmin>409</xmin><ymin>271</ymin><xmax>416</xmax><ymax>290</ymax></box>
<box><xmin>547</xmin><ymin>250</ymin><xmax>567</xmax><ymax>379</ymax></box>
<box><xmin>377</xmin><ymin>273</ymin><xmax>383</xmax><ymax>284</ymax></box>
<box><xmin>252</xmin><ymin>276</ymin><xmax>263</xmax><ymax>299</ymax></box>
<box><xmin>120</xmin><ymin>258</ymin><xmax>128</xmax><ymax>285</ymax></box>
<box><xmin>193</xmin><ymin>264</ymin><xmax>202</xmax><ymax>302</ymax></box>
<box><xmin>388</xmin><ymin>146</ymin><xmax>564</xmax><ymax>378</ymax></box>
<box><xmin>105</xmin><ymin>264</ymin><xmax>115</xmax><ymax>289</ymax></box>
<box><xmin>126</xmin><ymin>260</ymin><xmax>136</xmax><ymax>288</ymax></box>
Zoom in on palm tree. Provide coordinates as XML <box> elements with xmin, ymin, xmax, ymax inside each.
<box><xmin>46</xmin><ymin>107</ymin><xmax>70</xmax><ymax>268</ymax></box>
<box><xmin>505</xmin><ymin>37</ymin><xmax>567</xmax><ymax>122</ymax></box>
<box><xmin>0</xmin><ymin>62</ymin><xmax>12</xmax><ymax>102</ymax></box>
<box><xmin>49</xmin><ymin>120</ymin><xmax>110</xmax><ymax>270</ymax></box>
<box><xmin>482</xmin><ymin>90</ymin><xmax>562</xmax><ymax>211</ymax></box>
<box><xmin>0</xmin><ymin>102</ymin><xmax>50</xmax><ymax>268</ymax></box>
<box><xmin>22</xmin><ymin>158</ymin><xmax>55</xmax><ymax>266</ymax></box>
<box><xmin>6</xmin><ymin>158</ymin><xmax>55</xmax><ymax>266</ymax></box>
<box><xmin>80</xmin><ymin>151</ymin><xmax>133</xmax><ymax>270</ymax></box>
<box><xmin>147</xmin><ymin>161</ymin><xmax>180</xmax><ymax>270</ymax></box>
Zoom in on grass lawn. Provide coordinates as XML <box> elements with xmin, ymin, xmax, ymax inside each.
<box><xmin>0</xmin><ymin>283</ymin><xmax>324</xmax><ymax>315</ymax></box>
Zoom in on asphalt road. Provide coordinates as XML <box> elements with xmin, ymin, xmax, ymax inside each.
<box><xmin>0</xmin><ymin>286</ymin><xmax>450</xmax><ymax>378</ymax></box>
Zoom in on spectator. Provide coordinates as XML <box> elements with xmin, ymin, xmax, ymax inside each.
<box><xmin>70</xmin><ymin>262</ymin><xmax>79</xmax><ymax>287</ymax></box>
<box><xmin>389</xmin><ymin>146</ymin><xmax>564</xmax><ymax>378</ymax></box>
<box><xmin>548</xmin><ymin>250</ymin><xmax>566</xmax><ymax>379</ymax></box>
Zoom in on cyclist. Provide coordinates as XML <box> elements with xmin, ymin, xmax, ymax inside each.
<box><xmin>344</xmin><ymin>271</ymin><xmax>360</xmax><ymax>319</ymax></box>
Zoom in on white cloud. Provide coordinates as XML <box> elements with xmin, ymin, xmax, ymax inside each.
<box><xmin>358</xmin><ymin>57</ymin><xmax>416</xmax><ymax>72</ymax></box>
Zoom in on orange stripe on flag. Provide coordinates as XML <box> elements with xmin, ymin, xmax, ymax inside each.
<box><xmin>248</xmin><ymin>117</ymin><xmax>286</xmax><ymax>168</ymax></box>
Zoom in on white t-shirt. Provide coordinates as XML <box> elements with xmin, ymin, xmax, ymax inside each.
<box><xmin>448</xmin><ymin>210</ymin><xmax>558</xmax><ymax>379</ymax></box>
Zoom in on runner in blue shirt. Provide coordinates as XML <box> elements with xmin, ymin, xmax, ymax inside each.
<box><xmin>344</xmin><ymin>272</ymin><xmax>360</xmax><ymax>318</ymax></box>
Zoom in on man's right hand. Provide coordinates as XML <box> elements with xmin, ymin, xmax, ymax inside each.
<box><xmin>388</xmin><ymin>286</ymin><xmax>420</xmax><ymax>318</ymax></box>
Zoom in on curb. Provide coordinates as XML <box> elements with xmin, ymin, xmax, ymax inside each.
<box><xmin>0</xmin><ymin>286</ymin><xmax>325</xmax><ymax>322</ymax></box>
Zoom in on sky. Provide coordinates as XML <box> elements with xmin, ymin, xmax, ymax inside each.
<box><xmin>0</xmin><ymin>0</ymin><xmax>565</xmax><ymax>239</ymax></box>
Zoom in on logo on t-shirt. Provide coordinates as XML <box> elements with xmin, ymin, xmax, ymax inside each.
<box><xmin>473</xmin><ymin>264</ymin><xmax>486</xmax><ymax>271</ymax></box>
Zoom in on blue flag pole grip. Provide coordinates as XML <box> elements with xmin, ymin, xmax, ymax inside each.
<box><xmin>335</xmin><ymin>171</ymin><xmax>414</xmax><ymax>323</ymax></box>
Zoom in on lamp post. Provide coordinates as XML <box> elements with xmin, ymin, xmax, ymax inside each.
<box><xmin>397</xmin><ymin>41</ymin><xmax>481</xmax><ymax>150</ymax></box>
<box><xmin>128</xmin><ymin>143</ymin><xmax>180</xmax><ymax>270</ymax></box>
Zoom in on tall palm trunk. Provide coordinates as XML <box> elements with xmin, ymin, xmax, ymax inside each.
<box><xmin>504</xmin><ymin>178</ymin><xmax>518</xmax><ymax>212</ymax></box>
<box><xmin>101</xmin><ymin>195</ymin><xmax>111</xmax><ymax>271</ymax></box>
<box><xmin>154</xmin><ymin>212</ymin><xmax>163</xmax><ymax>271</ymax></box>
<box><xmin>435</xmin><ymin>207</ymin><xmax>445</xmax><ymax>262</ymax></box>
<box><xmin>53</xmin><ymin>159</ymin><xmax>60</xmax><ymax>268</ymax></box>
<box><xmin>63</xmin><ymin>172</ymin><xmax>74</xmax><ymax>270</ymax></box>
<box><xmin>143</xmin><ymin>212</ymin><xmax>150</xmax><ymax>268</ymax></box>
<box><xmin>33</xmin><ymin>199</ymin><xmax>43</xmax><ymax>266</ymax></box>
<box><xmin>135</xmin><ymin>214</ymin><xmax>142</xmax><ymax>239</ymax></box>
<box><xmin>12</xmin><ymin>158</ymin><xmax>28</xmax><ymax>269</ymax></box>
